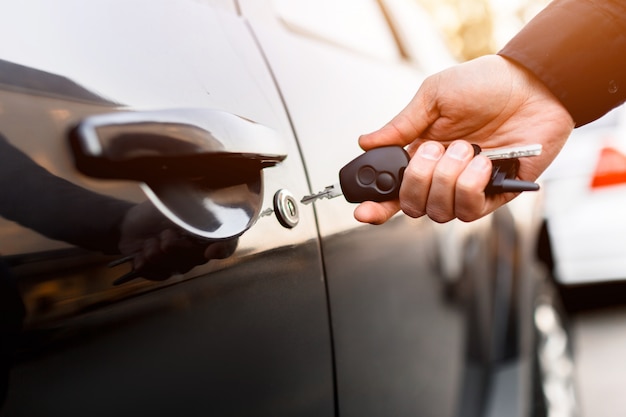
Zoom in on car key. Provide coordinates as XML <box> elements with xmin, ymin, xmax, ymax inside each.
<box><xmin>300</xmin><ymin>144</ymin><xmax>542</xmax><ymax>204</ymax></box>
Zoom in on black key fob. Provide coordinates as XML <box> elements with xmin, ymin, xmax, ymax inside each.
<box><xmin>339</xmin><ymin>146</ymin><xmax>409</xmax><ymax>203</ymax></box>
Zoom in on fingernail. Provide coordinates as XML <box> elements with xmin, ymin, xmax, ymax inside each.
<box><xmin>468</xmin><ymin>156</ymin><xmax>491</xmax><ymax>172</ymax></box>
<box><xmin>418</xmin><ymin>143</ymin><xmax>443</xmax><ymax>161</ymax></box>
<box><xmin>447</xmin><ymin>142</ymin><xmax>471</xmax><ymax>160</ymax></box>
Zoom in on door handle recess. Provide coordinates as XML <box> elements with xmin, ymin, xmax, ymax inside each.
<box><xmin>68</xmin><ymin>109</ymin><xmax>287</xmax><ymax>239</ymax></box>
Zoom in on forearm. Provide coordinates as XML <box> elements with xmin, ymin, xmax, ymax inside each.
<box><xmin>499</xmin><ymin>0</ymin><xmax>626</xmax><ymax>127</ymax></box>
<box><xmin>0</xmin><ymin>134</ymin><xmax>133</xmax><ymax>253</ymax></box>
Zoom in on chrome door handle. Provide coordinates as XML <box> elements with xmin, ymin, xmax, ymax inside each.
<box><xmin>68</xmin><ymin>109</ymin><xmax>287</xmax><ymax>239</ymax></box>
<box><xmin>69</xmin><ymin>108</ymin><xmax>286</xmax><ymax>184</ymax></box>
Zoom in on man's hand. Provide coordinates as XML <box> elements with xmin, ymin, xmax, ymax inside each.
<box><xmin>118</xmin><ymin>201</ymin><xmax>237</xmax><ymax>281</ymax></box>
<box><xmin>355</xmin><ymin>54</ymin><xmax>575</xmax><ymax>224</ymax></box>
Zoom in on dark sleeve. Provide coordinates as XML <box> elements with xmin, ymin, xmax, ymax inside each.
<box><xmin>498</xmin><ymin>0</ymin><xmax>626</xmax><ymax>127</ymax></box>
<box><xmin>0</xmin><ymin>134</ymin><xmax>134</xmax><ymax>254</ymax></box>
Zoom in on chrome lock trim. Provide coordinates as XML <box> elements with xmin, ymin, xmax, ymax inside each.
<box><xmin>273</xmin><ymin>189</ymin><xmax>299</xmax><ymax>229</ymax></box>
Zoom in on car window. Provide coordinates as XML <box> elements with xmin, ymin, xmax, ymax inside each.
<box><xmin>272</xmin><ymin>0</ymin><xmax>402</xmax><ymax>61</ymax></box>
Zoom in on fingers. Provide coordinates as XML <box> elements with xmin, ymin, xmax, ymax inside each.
<box><xmin>204</xmin><ymin>238</ymin><xmax>238</xmax><ymax>260</ymax></box>
<box><xmin>454</xmin><ymin>155</ymin><xmax>493</xmax><ymax>221</ymax></box>
<box><xmin>421</xmin><ymin>141</ymin><xmax>477</xmax><ymax>223</ymax></box>
<box><xmin>132</xmin><ymin>229</ymin><xmax>211</xmax><ymax>281</ymax></box>
<box><xmin>354</xmin><ymin>200</ymin><xmax>401</xmax><ymax>224</ymax></box>
<box><xmin>354</xmin><ymin>140</ymin><xmax>494</xmax><ymax>225</ymax></box>
<box><xmin>397</xmin><ymin>141</ymin><xmax>445</xmax><ymax>219</ymax></box>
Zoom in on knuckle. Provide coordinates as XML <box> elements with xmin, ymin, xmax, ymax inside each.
<box><xmin>456</xmin><ymin>209</ymin><xmax>480</xmax><ymax>223</ymax></box>
<box><xmin>426</xmin><ymin>206</ymin><xmax>454</xmax><ymax>224</ymax></box>
<box><xmin>455</xmin><ymin>188</ymin><xmax>485</xmax><ymax>222</ymax></box>
<box><xmin>400</xmin><ymin>201</ymin><xmax>425</xmax><ymax>218</ymax></box>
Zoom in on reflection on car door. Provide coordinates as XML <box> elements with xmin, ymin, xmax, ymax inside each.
<box><xmin>0</xmin><ymin>2</ymin><xmax>333</xmax><ymax>416</ymax></box>
<box><xmin>241</xmin><ymin>2</ymin><xmax>541</xmax><ymax>417</ymax></box>
<box><xmin>240</xmin><ymin>1</ymin><xmax>467</xmax><ymax>416</ymax></box>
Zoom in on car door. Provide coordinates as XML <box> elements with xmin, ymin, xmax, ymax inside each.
<box><xmin>0</xmin><ymin>2</ymin><xmax>334</xmax><ymax>416</ymax></box>
<box><xmin>239</xmin><ymin>2</ymin><xmax>467</xmax><ymax>416</ymax></box>
<box><xmin>240</xmin><ymin>2</ymin><xmax>543</xmax><ymax>417</ymax></box>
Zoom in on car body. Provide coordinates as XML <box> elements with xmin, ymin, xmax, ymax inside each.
<box><xmin>0</xmin><ymin>1</ymin><xmax>569</xmax><ymax>416</ymax></box>
<box><xmin>540</xmin><ymin>108</ymin><xmax>626</xmax><ymax>285</ymax></box>
<box><xmin>537</xmin><ymin>99</ymin><xmax>626</xmax><ymax>417</ymax></box>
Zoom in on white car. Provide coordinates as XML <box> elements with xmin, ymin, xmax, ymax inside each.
<box><xmin>540</xmin><ymin>108</ymin><xmax>626</xmax><ymax>285</ymax></box>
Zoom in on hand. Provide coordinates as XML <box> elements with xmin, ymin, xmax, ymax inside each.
<box><xmin>118</xmin><ymin>201</ymin><xmax>237</xmax><ymax>281</ymax></box>
<box><xmin>355</xmin><ymin>54</ymin><xmax>575</xmax><ymax>224</ymax></box>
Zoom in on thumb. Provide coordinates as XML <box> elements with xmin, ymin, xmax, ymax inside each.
<box><xmin>358</xmin><ymin>83</ymin><xmax>439</xmax><ymax>151</ymax></box>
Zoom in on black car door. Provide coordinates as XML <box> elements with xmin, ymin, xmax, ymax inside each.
<box><xmin>241</xmin><ymin>1</ymin><xmax>541</xmax><ymax>416</ymax></box>
<box><xmin>0</xmin><ymin>2</ymin><xmax>334</xmax><ymax>416</ymax></box>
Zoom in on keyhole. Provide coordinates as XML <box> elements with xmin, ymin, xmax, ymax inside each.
<box><xmin>287</xmin><ymin>199</ymin><xmax>296</xmax><ymax>216</ymax></box>
<box><xmin>273</xmin><ymin>189</ymin><xmax>300</xmax><ymax>229</ymax></box>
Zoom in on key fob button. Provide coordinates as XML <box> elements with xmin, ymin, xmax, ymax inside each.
<box><xmin>358</xmin><ymin>166</ymin><xmax>376</xmax><ymax>185</ymax></box>
<box><xmin>376</xmin><ymin>172</ymin><xmax>395</xmax><ymax>192</ymax></box>
<box><xmin>339</xmin><ymin>146</ymin><xmax>409</xmax><ymax>203</ymax></box>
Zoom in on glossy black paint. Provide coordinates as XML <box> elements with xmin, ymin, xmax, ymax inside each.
<box><xmin>0</xmin><ymin>1</ymin><xmax>546</xmax><ymax>416</ymax></box>
<box><xmin>3</xmin><ymin>244</ymin><xmax>334</xmax><ymax>417</ymax></box>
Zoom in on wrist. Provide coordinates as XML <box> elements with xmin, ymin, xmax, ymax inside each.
<box><xmin>497</xmin><ymin>54</ymin><xmax>574</xmax><ymax>127</ymax></box>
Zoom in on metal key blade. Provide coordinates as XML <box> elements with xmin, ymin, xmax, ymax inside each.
<box><xmin>301</xmin><ymin>182</ymin><xmax>342</xmax><ymax>205</ymax></box>
<box><xmin>480</xmin><ymin>144</ymin><xmax>542</xmax><ymax>160</ymax></box>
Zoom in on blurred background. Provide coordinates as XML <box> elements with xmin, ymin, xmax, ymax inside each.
<box><xmin>425</xmin><ymin>1</ymin><xmax>626</xmax><ymax>416</ymax></box>
<box><xmin>417</xmin><ymin>0</ymin><xmax>549</xmax><ymax>61</ymax></box>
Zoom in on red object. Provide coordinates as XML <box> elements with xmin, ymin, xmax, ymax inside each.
<box><xmin>591</xmin><ymin>147</ymin><xmax>626</xmax><ymax>187</ymax></box>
